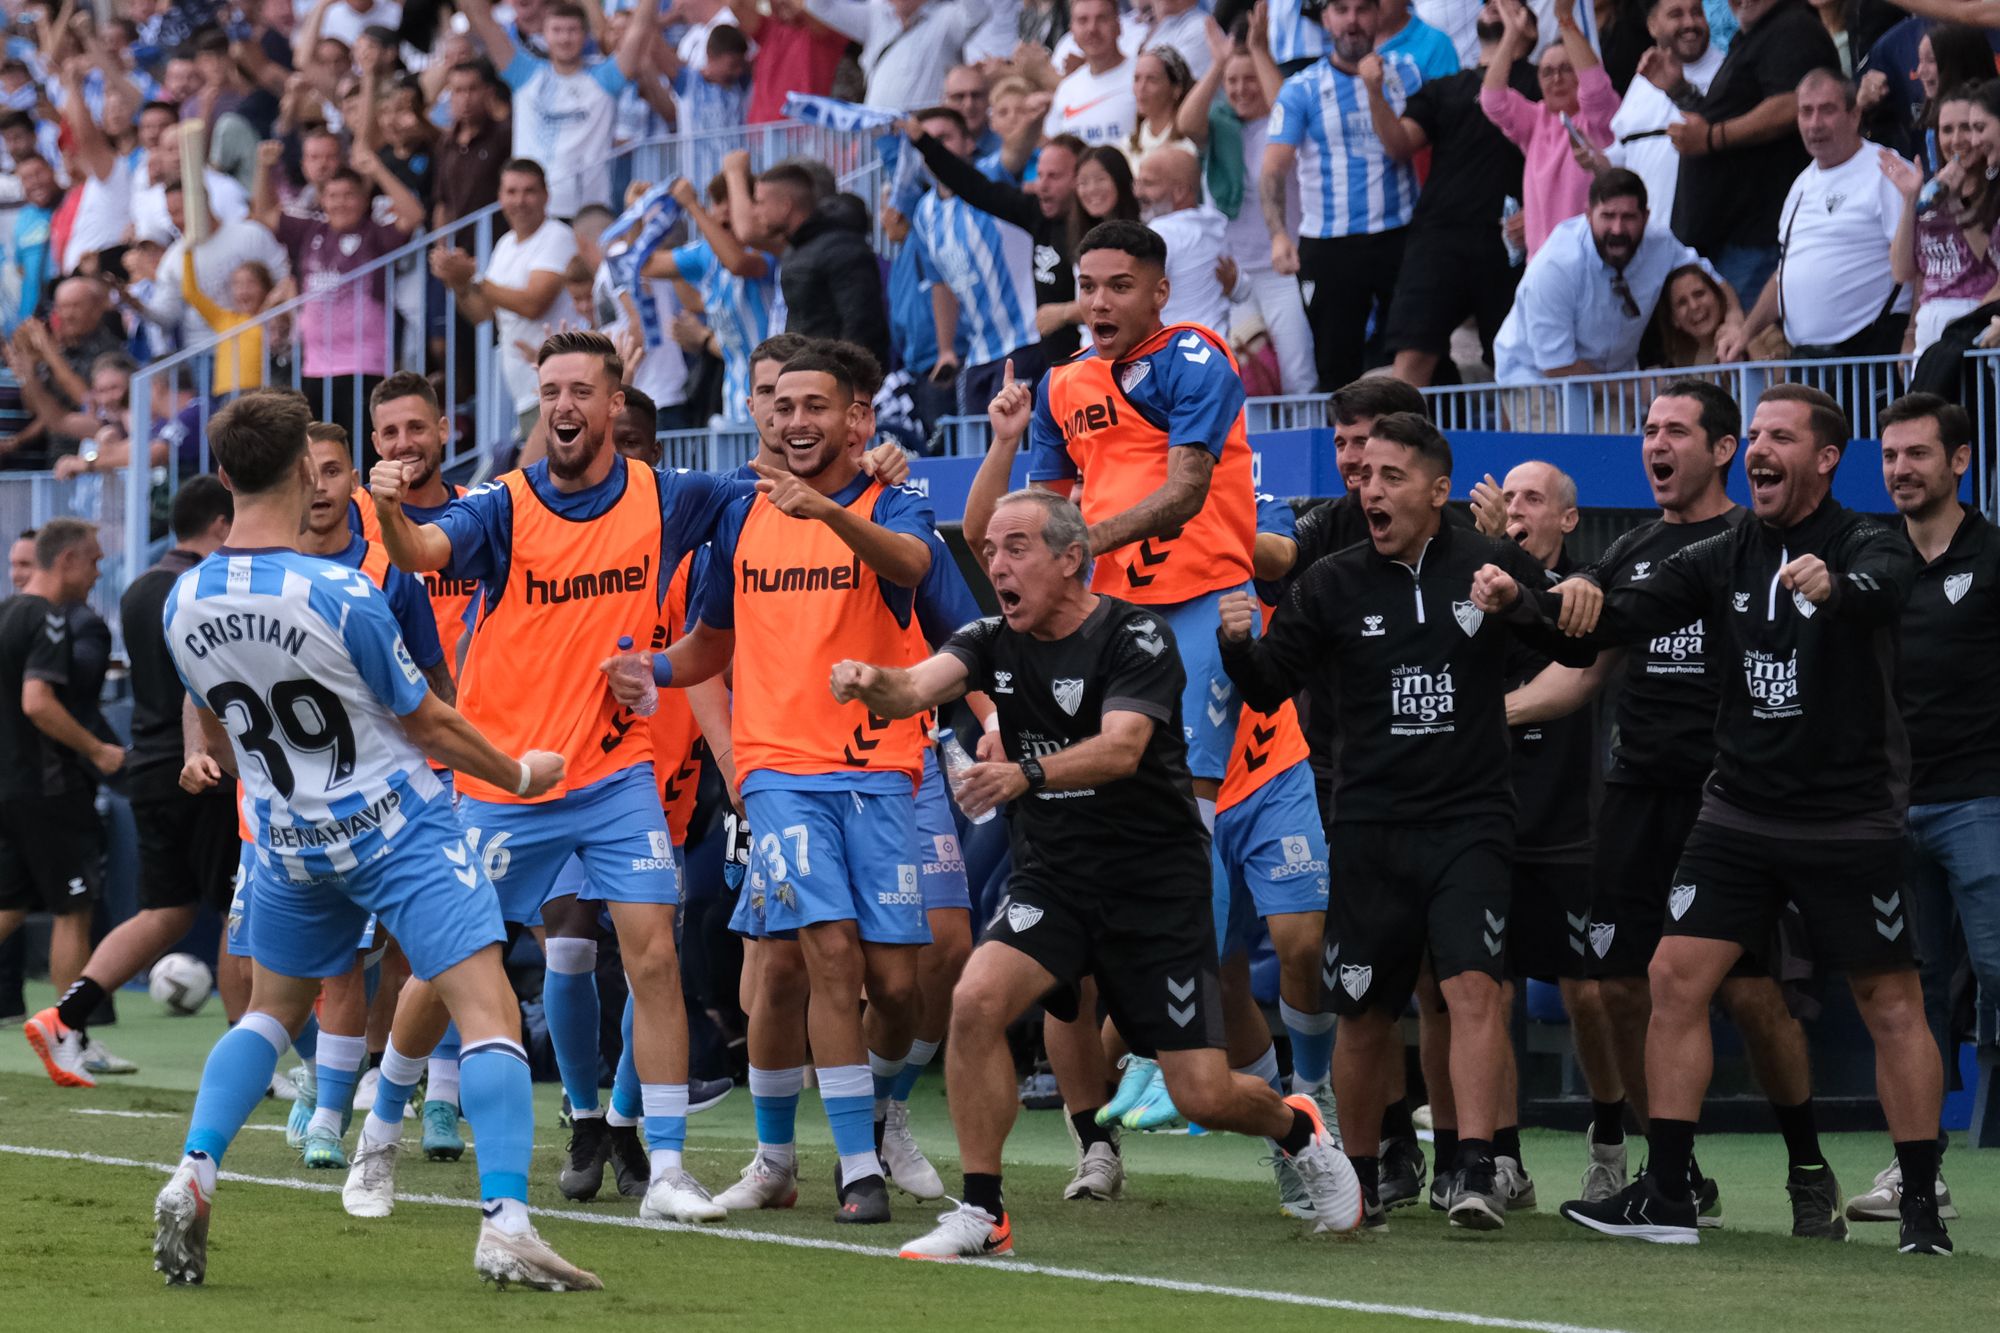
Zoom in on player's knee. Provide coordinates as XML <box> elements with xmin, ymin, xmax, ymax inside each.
<box><xmin>1438</xmin><ymin>970</ymin><xmax>1501</xmax><ymax>1025</ymax></box>
<box><xmin>866</xmin><ymin>969</ymin><xmax>920</xmax><ymax>1021</ymax></box>
<box><xmin>1648</xmin><ymin>950</ymin><xmax>1716</xmax><ymax>1016</ymax></box>
<box><xmin>947</xmin><ymin>973</ymin><xmax>1014</xmax><ymax>1039</ymax></box>
<box><xmin>1851</xmin><ymin>969</ymin><xmax>1925</xmax><ymax>1032</ymax></box>
<box><xmin>621</xmin><ymin>933</ymin><xmax>681</xmax><ymax>987</ymax></box>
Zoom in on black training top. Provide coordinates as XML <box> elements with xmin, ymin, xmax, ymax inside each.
<box><xmin>1898</xmin><ymin>506</ymin><xmax>2000</xmax><ymax>806</ymax></box>
<box><xmin>0</xmin><ymin>592</ymin><xmax>94</xmax><ymax>801</ymax></box>
<box><xmin>120</xmin><ymin>547</ymin><xmax>206</xmax><ymax>804</ymax></box>
<box><xmin>1505</xmin><ymin>552</ymin><xmax>1594</xmax><ymax>861</ymax></box>
<box><xmin>943</xmin><ymin>595</ymin><xmax>1208</xmax><ymax>893</ymax></box>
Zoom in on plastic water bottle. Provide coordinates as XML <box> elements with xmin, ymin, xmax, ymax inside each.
<box><xmin>1500</xmin><ymin>196</ymin><xmax>1525</xmax><ymax>268</ymax></box>
<box><xmin>936</xmin><ymin>729</ymin><xmax>997</xmax><ymax>824</ymax></box>
<box><xmin>607</xmin><ymin>635</ymin><xmax>658</xmax><ymax>717</ymax></box>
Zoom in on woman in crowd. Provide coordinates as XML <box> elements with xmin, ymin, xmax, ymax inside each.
<box><xmin>1478</xmin><ymin>0</ymin><xmax>1616</xmax><ymax>258</ymax></box>
<box><xmin>1645</xmin><ymin>264</ymin><xmax>1787</xmax><ymax>367</ymax></box>
<box><xmin>1127</xmin><ymin>45</ymin><xmax>1198</xmax><ymax>168</ymax></box>
<box><xmin>1914</xmin><ymin>24</ymin><xmax>1996</xmax><ymax>171</ymax></box>
<box><xmin>1884</xmin><ymin>83</ymin><xmax>1997</xmax><ymax>358</ymax></box>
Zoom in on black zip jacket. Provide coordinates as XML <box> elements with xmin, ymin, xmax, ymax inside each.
<box><xmin>780</xmin><ymin>195</ymin><xmax>889</xmax><ymax>362</ymax></box>
<box><xmin>1527</xmin><ymin>496</ymin><xmax>1914</xmax><ymax>819</ymax></box>
<box><xmin>1222</xmin><ymin>518</ymin><xmax>1594</xmax><ymax>825</ymax></box>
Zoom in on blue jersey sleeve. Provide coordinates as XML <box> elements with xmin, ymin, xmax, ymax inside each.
<box><xmin>383</xmin><ymin>567</ymin><xmax>444</xmax><ymax>670</ymax></box>
<box><xmin>323</xmin><ymin>573</ymin><xmax>430</xmax><ymax>718</ymax></box>
<box><xmin>1255</xmin><ymin>492</ymin><xmax>1297</xmax><ymax>539</ymax></box>
<box><xmin>673</xmin><ymin>239</ymin><xmax>714</xmax><ymax>286</ymax></box>
<box><xmin>1269</xmin><ymin>76</ymin><xmax>1311</xmax><ymax>147</ymax></box>
<box><xmin>501</xmin><ymin>50</ymin><xmax>543</xmax><ymax>90</ymax></box>
<box><xmin>691</xmin><ymin>494</ymin><xmax>754</xmax><ymax>631</ymax></box>
<box><xmin>915</xmin><ymin>529</ymin><xmax>983</xmax><ymax>647</ymax></box>
<box><xmin>866</xmin><ymin>481</ymin><xmax>936</xmax><ymax>543</ymax></box>
<box><xmin>432</xmin><ymin>480</ymin><xmax>514</xmax><ymax>587</ymax></box>
<box><xmin>589</xmin><ymin>57</ymin><xmax>630</xmax><ymax>96</ymax></box>
<box><xmin>661</xmin><ymin>468</ymin><xmax>758</xmax><ymax>579</ymax></box>
<box><xmin>1147</xmin><ymin>330</ymin><xmax>1246</xmax><ymax>456</ymax></box>
<box><xmin>1024</xmin><ymin>373</ymin><xmax>1076</xmax><ymax>483</ymax></box>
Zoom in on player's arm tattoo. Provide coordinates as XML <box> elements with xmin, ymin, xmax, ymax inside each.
<box><xmin>1085</xmin><ymin>446</ymin><xmax>1214</xmax><ymax>558</ymax></box>
<box><xmin>1259</xmin><ymin>168</ymin><xmax>1290</xmax><ymax>241</ymax></box>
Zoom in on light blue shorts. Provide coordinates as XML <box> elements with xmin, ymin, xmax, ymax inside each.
<box><xmin>741</xmin><ymin>781</ymin><xmax>930</xmax><ymax>946</ymax></box>
<box><xmin>914</xmin><ymin>750</ymin><xmax>971</xmax><ymax>914</ymax></box>
<box><xmin>1213</xmin><ymin>761</ymin><xmax>1330</xmax><ymax>957</ymax></box>
<box><xmin>1160</xmin><ymin>585</ymin><xmax>1252</xmax><ymax>783</ymax></box>
<box><xmin>455</xmin><ymin>765</ymin><xmax>679</xmax><ymax>926</ymax></box>
<box><xmin>228</xmin><ymin>842</ymin><xmax>379</xmax><ymax>959</ymax></box>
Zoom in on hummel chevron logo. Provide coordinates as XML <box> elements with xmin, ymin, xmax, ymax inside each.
<box><xmin>1125</xmin><ymin>538</ymin><xmax>1172</xmax><ymax>589</ymax></box>
<box><xmin>1207</xmin><ymin>702</ymin><xmax>1229</xmax><ymax>726</ymax></box>
<box><xmin>1322</xmin><ymin>942</ymin><xmax>1339</xmax><ymax>992</ymax></box>
<box><xmin>1167</xmin><ymin>976</ymin><xmax>1195</xmax><ymax>1001</ymax></box>
<box><xmin>1872</xmin><ymin>892</ymin><xmax>1901</xmax><ymax>916</ymax></box>
<box><xmin>1177</xmin><ymin>332</ymin><xmax>1212</xmax><ymax>365</ymax></box>
<box><xmin>843</xmin><ymin>711</ymin><xmax>893</xmax><ymax>766</ymax></box>
<box><xmin>1878</xmin><ymin>917</ymin><xmax>1905</xmax><ymax>941</ymax></box>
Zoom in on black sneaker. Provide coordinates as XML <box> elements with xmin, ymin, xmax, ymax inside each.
<box><xmin>1787</xmin><ymin>1163</ymin><xmax>1848</xmax><ymax>1241</ymax></box>
<box><xmin>608</xmin><ymin>1120</ymin><xmax>651</xmax><ymax>1199</ymax></box>
<box><xmin>689</xmin><ymin>1075</ymin><xmax>734</xmax><ymax>1114</ymax></box>
<box><xmin>1360</xmin><ymin>1181</ymin><xmax>1388</xmax><ymax>1231</ymax></box>
<box><xmin>1447</xmin><ymin>1161</ymin><xmax>1506</xmax><ymax>1232</ymax></box>
<box><xmin>1560</xmin><ymin>1175</ymin><xmax>1699</xmax><ymax>1244</ymax></box>
<box><xmin>1692</xmin><ymin>1167</ymin><xmax>1724</xmax><ymax>1229</ymax></box>
<box><xmin>1429</xmin><ymin>1166</ymin><xmax>1453</xmax><ymax>1211</ymax></box>
<box><xmin>835</xmin><ymin>1168</ymin><xmax>892</xmax><ymax>1225</ymax></box>
<box><xmin>1898</xmin><ymin>1191</ymin><xmax>1953</xmax><ymax>1256</ymax></box>
<box><xmin>1379</xmin><ymin>1135</ymin><xmax>1427</xmax><ymax>1210</ymax></box>
<box><xmin>557</xmin><ymin>1114</ymin><xmax>609</xmax><ymax>1201</ymax></box>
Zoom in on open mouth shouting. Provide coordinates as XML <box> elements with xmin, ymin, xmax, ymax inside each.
<box><xmin>1746</xmin><ymin>457</ymin><xmax>1784</xmax><ymax>511</ymax></box>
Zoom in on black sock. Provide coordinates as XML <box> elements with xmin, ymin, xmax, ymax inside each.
<box><xmin>1276</xmin><ymin>1106</ymin><xmax>1315</xmax><ymax>1156</ymax></box>
<box><xmin>1649</xmin><ymin>1118</ymin><xmax>1697</xmax><ymax>1202</ymax></box>
<box><xmin>874</xmin><ymin>1117</ymin><xmax>886</xmax><ymax>1152</ymax></box>
<box><xmin>1494</xmin><ymin>1125</ymin><xmax>1522</xmax><ymax>1162</ymax></box>
<box><xmin>1350</xmin><ymin>1154</ymin><xmax>1380</xmax><ymax>1194</ymax></box>
<box><xmin>1591</xmin><ymin>1099</ymin><xmax>1626</xmax><ymax>1145</ymax></box>
<box><xmin>1071</xmin><ymin>1109</ymin><xmax>1114</xmax><ymax>1149</ymax></box>
<box><xmin>1771</xmin><ymin>1097</ymin><xmax>1827</xmax><ymax>1169</ymax></box>
<box><xmin>56</xmin><ymin>976</ymin><xmax>106</xmax><ymax>1034</ymax></box>
<box><xmin>963</xmin><ymin>1172</ymin><xmax>1004</xmax><ymax>1218</ymax></box>
<box><xmin>1895</xmin><ymin>1139</ymin><xmax>1940</xmax><ymax>1208</ymax></box>
<box><xmin>368</xmin><ymin>1050</ymin><xmax>385</xmax><ymax>1070</ymax></box>
<box><xmin>1455</xmin><ymin>1136</ymin><xmax>1495</xmax><ymax>1177</ymax></box>
<box><xmin>1380</xmin><ymin>1097</ymin><xmax>1415</xmax><ymax>1142</ymax></box>
<box><xmin>1433</xmin><ymin>1128</ymin><xmax>1459</xmax><ymax>1176</ymax></box>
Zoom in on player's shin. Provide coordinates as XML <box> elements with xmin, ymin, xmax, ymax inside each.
<box><xmin>185</xmin><ymin>1011</ymin><xmax>293</xmax><ymax>1168</ymax></box>
<box><xmin>543</xmin><ymin>937</ymin><xmax>604</xmax><ymax>1117</ymax></box>
<box><xmin>459</xmin><ymin>1037</ymin><xmax>536</xmax><ymax>1230</ymax></box>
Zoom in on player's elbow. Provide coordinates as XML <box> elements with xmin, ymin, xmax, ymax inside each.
<box><xmin>21</xmin><ymin>680</ymin><xmax>58</xmax><ymax>725</ymax></box>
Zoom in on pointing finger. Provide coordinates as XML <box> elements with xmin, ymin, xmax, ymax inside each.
<box><xmin>1002</xmin><ymin>358</ymin><xmax>1015</xmax><ymax>389</ymax></box>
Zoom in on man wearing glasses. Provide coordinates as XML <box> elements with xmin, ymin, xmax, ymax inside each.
<box><xmin>1493</xmin><ymin>168</ymin><xmax>1745</xmax><ymax>384</ymax></box>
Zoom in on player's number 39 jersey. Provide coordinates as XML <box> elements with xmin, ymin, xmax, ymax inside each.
<box><xmin>166</xmin><ymin>549</ymin><xmax>445</xmax><ymax>879</ymax></box>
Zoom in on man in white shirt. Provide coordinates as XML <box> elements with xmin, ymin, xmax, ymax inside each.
<box><xmin>676</xmin><ymin>0</ymin><xmax>738</xmax><ymax>72</ymax></box>
<box><xmin>1739</xmin><ymin>68</ymin><xmax>1909</xmax><ymax>357</ymax></box>
<box><xmin>1044</xmin><ymin>0</ymin><xmax>1136</xmax><ymax>147</ymax></box>
<box><xmin>149</xmin><ymin>185</ymin><xmax>293</xmax><ymax>348</ymax></box>
<box><xmin>1135</xmin><ymin>147</ymin><xmax>1232</xmax><ymax>335</ymax></box>
<box><xmin>1494</xmin><ymin>167</ymin><xmax>1744</xmax><ymax>382</ymax></box>
<box><xmin>806</xmin><ymin>0</ymin><xmax>976</xmax><ymax>111</ymax></box>
<box><xmin>315</xmin><ymin>0</ymin><xmax>405</xmax><ymax>46</ymax></box>
<box><xmin>1601</xmin><ymin>0</ymin><xmax>1721</xmax><ymax>238</ymax></box>
<box><xmin>431</xmin><ymin>159</ymin><xmax>579</xmax><ymax>440</ymax></box>
<box><xmin>54</xmin><ymin>62</ymin><xmax>131</xmax><ymax>275</ymax></box>
<box><xmin>131</xmin><ymin>136</ymin><xmax>251</xmax><ymax>246</ymax></box>
<box><xmin>460</xmin><ymin>0</ymin><xmax>652</xmax><ymax>217</ymax></box>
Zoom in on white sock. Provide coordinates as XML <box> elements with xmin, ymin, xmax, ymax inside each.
<box><xmin>183</xmin><ymin>1152</ymin><xmax>217</xmax><ymax>1194</ymax></box>
<box><xmin>649</xmin><ymin>1147</ymin><xmax>684</xmax><ymax>1176</ymax></box>
<box><xmin>606</xmin><ymin>1105</ymin><xmax>638</xmax><ymax>1128</ymax></box>
<box><xmin>838</xmin><ymin>1149</ymin><xmax>884</xmax><ymax>1185</ymax></box>
<box><xmin>427</xmin><ymin>1057</ymin><xmax>460</xmax><ymax>1106</ymax></box>
<box><xmin>758</xmin><ymin>1141</ymin><xmax>797</xmax><ymax>1168</ymax></box>
<box><xmin>482</xmin><ymin>1196</ymin><xmax>530</xmax><ymax>1235</ymax></box>
<box><xmin>1233</xmin><ymin>1045</ymin><xmax>1283</xmax><ymax>1097</ymax></box>
<box><xmin>868</xmin><ymin>1048</ymin><xmax>905</xmax><ymax>1121</ymax></box>
<box><xmin>361</xmin><ymin>1111</ymin><xmax>403</xmax><ymax>1146</ymax></box>
<box><xmin>307</xmin><ymin>1106</ymin><xmax>344</xmax><ymax>1137</ymax></box>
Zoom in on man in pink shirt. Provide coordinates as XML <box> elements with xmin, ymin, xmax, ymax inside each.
<box><xmin>1478</xmin><ymin>0</ymin><xmax>1617</xmax><ymax>256</ymax></box>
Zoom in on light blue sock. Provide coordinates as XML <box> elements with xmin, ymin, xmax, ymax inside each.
<box><xmin>889</xmin><ymin>1038</ymin><xmax>939</xmax><ymax>1102</ymax></box>
<box><xmin>543</xmin><ymin>938</ymin><xmax>603</xmax><ymax>1115</ymax></box>
<box><xmin>185</xmin><ymin>1012</ymin><xmax>288</xmax><ymax>1164</ymax></box>
<box><xmin>819</xmin><ymin>1063</ymin><xmax>879</xmax><ymax>1178</ymax></box>
<box><xmin>868</xmin><ymin>1048</ymin><xmax>906</xmax><ymax>1106</ymax></box>
<box><xmin>291</xmin><ymin>1013</ymin><xmax>319</xmax><ymax>1064</ymax></box>
<box><xmin>366</xmin><ymin>1041</ymin><xmax>427</xmax><ymax>1133</ymax></box>
<box><xmin>1281</xmin><ymin>1000</ymin><xmax>1336</xmax><ymax>1092</ymax></box>
<box><xmin>609</xmin><ymin>994</ymin><xmax>640</xmax><ymax>1121</ymax></box>
<box><xmin>749</xmin><ymin>1065</ymin><xmax>803</xmax><ymax>1151</ymax></box>
<box><xmin>459</xmin><ymin>1039</ymin><xmax>533</xmax><ymax>1202</ymax></box>
<box><xmin>315</xmin><ymin>1033</ymin><xmax>365</xmax><ymax>1123</ymax></box>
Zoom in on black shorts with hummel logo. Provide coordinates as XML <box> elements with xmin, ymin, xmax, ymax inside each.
<box><xmin>1323</xmin><ymin>815</ymin><xmax>1512</xmax><ymax>1018</ymax></box>
<box><xmin>983</xmin><ymin>868</ymin><xmax>1224</xmax><ymax>1058</ymax></box>
<box><xmin>1664</xmin><ymin>820</ymin><xmax>1915</xmax><ymax>973</ymax></box>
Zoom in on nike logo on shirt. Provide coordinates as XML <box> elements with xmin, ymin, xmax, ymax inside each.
<box><xmin>1062</xmin><ymin>94</ymin><xmax>1117</xmax><ymax>118</ymax></box>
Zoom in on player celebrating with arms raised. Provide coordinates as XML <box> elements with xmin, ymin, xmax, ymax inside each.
<box><xmin>155</xmin><ymin>390</ymin><xmax>596</xmax><ymax>1291</ymax></box>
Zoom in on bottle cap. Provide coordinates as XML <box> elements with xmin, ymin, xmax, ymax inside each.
<box><xmin>617</xmin><ymin>636</ymin><xmax>634</xmax><ymax>650</ymax></box>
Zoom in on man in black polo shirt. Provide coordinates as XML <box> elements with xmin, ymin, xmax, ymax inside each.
<box><xmin>23</xmin><ymin>481</ymin><xmax>236</xmax><ymax>1090</ymax></box>
<box><xmin>1</xmin><ymin>520</ymin><xmax>125</xmax><ymax>1088</ymax></box>
<box><xmin>1646</xmin><ymin>0</ymin><xmax>1837</xmax><ymax>303</ymax></box>
<box><xmin>1841</xmin><ymin>391</ymin><xmax>1998</xmax><ymax>1226</ymax></box>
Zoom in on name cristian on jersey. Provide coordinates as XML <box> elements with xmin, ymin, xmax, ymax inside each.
<box><xmin>180</xmin><ymin>611</ymin><xmax>310</xmax><ymax>660</ymax></box>
<box><xmin>523</xmin><ymin>552</ymin><xmax>652</xmax><ymax>605</ymax></box>
<box><xmin>1389</xmin><ymin>663</ymin><xmax>1456</xmax><ymax>734</ymax></box>
<box><xmin>264</xmin><ymin>788</ymin><xmax>405</xmax><ymax>850</ymax></box>
<box><xmin>738</xmin><ymin>553</ymin><xmax>863</xmax><ymax>594</ymax></box>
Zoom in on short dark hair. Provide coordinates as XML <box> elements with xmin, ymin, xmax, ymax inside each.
<box><xmin>546</xmin><ymin>1</ymin><xmax>589</xmax><ymax>23</ymax></box>
<box><xmin>140</xmin><ymin>99</ymin><xmax>180</xmax><ymax>122</ymax></box>
<box><xmin>1879</xmin><ymin>391</ymin><xmax>1972</xmax><ymax>451</ymax></box>
<box><xmin>325</xmin><ymin>166</ymin><xmax>369</xmax><ymax>195</ymax></box>
<box><xmin>777</xmin><ymin>352</ymin><xmax>857</xmax><ymax>402</ymax></box>
<box><xmin>752</xmin><ymin>332</ymin><xmax>812</xmax><ymax>370</ymax></box>
<box><xmin>756</xmin><ymin>163</ymin><xmax>819</xmax><ymax>211</ymax></box>
<box><xmin>1655</xmin><ymin>378</ymin><xmax>1741</xmax><ymax>467</ymax></box>
<box><xmin>707</xmin><ymin>24</ymin><xmax>749</xmax><ymax>57</ymax></box>
<box><xmin>0</xmin><ymin>110</ymin><xmax>32</xmax><ymax>136</ymax></box>
<box><xmin>537</xmin><ymin>328</ymin><xmax>623</xmax><ymax>381</ymax></box>
<box><xmin>619</xmin><ymin>383</ymin><xmax>659</xmax><ymax>435</ymax></box>
<box><xmin>449</xmin><ymin>57</ymin><xmax>500</xmax><ymax>89</ymax></box>
<box><xmin>1758</xmin><ymin>383</ymin><xmax>1851</xmax><ymax>454</ymax></box>
<box><xmin>1368</xmin><ymin>411</ymin><xmax>1454</xmax><ymax>478</ymax></box>
<box><xmin>371</xmin><ymin>370</ymin><xmax>441</xmax><ymax>417</ymax></box>
<box><xmin>500</xmin><ymin>157</ymin><xmax>548</xmax><ymax>187</ymax></box>
<box><xmin>210</xmin><ymin>389</ymin><xmax>313</xmax><ymax>494</ymax></box>
<box><xmin>1588</xmin><ymin>168</ymin><xmax>1648</xmax><ymax>211</ymax></box>
<box><xmin>306</xmin><ymin>421</ymin><xmax>351</xmax><ymax>448</ymax></box>
<box><xmin>913</xmin><ymin>105</ymin><xmax>971</xmax><ymax>137</ymax></box>
<box><xmin>814</xmin><ymin>339</ymin><xmax>884</xmax><ymax>400</ymax></box>
<box><xmin>1329</xmin><ymin>376</ymin><xmax>1428</xmax><ymax>427</ymax></box>
<box><xmin>170</xmin><ymin>474</ymin><xmax>234</xmax><ymax>541</ymax></box>
<box><xmin>1045</xmin><ymin>132</ymin><xmax>1087</xmax><ymax>160</ymax></box>
<box><xmin>1077</xmin><ymin>219</ymin><xmax>1168</xmax><ymax>267</ymax></box>
<box><xmin>33</xmin><ymin>518</ymin><xmax>96</xmax><ymax>570</ymax></box>
<box><xmin>193</xmin><ymin>26</ymin><xmax>231</xmax><ymax>55</ymax></box>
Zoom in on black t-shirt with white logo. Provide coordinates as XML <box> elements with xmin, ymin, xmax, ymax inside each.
<box><xmin>1587</xmin><ymin>508</ymin><xmax>1747</xmax><ymax>789</ymax></box>
<box><xmin>1505</xmin><ymin>552</ymin><xmax>1594</xmax><ymax>861</ymax></box>
<box><xmin>942</xmin><ymin>596</ymin><xmax>1208</xmax><ymax>894</ymax></box>
<box><xmin>0</xmin><ymin>592</ymin><xmax>92</xmax><ymax>800</ymax></box>
<box><xmin>1899</xmin><ymin>506</ymin><xmax>2000</xmax><ymax>805</ymax></box>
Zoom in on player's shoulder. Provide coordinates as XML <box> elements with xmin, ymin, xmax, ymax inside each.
<box><xmin>1096</xmin><ymin>597</ymin><xmax>1175</xmax><ymax>659</ymax></box>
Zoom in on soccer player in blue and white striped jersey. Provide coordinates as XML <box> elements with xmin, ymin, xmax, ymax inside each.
<box><xmin>152</xmin><ymin>389</ymin><xmax>598</xmax><ymax>1293</ymax></box>
<box><xmin>907</xmin><ymin>106</ymin><xmax>1048</xmax><ymax>417</ymax></box>
<box><xmin>1261</xmin><ymin>0</ymin><xmax>1425</xmax><ymax>391</ymax></box>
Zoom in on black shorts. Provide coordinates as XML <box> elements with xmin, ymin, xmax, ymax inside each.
<box><xmin>0</xmin><ymin>791</ymin><xmax>103</xmax><ymax>914</ymax></box>
<box><xmin>1381</xmin><ymin>224</ymin><xmax>1521</xmax><ymax>358</ymax></box>
<box><xmin>1592</xmin><ymin>784</ymin><xmax>1773</xmax><ymax>979</ymax></box>
<box><xmin>133</xmin><ymin>788</ymin><xmax>241</xmax><ymax>913</ymax></box>
<box><xmin>1508</xmin><ymin>859</ymin><xmax>1591</xmax><ymax>982</ymax></box>
<box><xmin>1324</xmin><ymin>816</ymin><xmax>1512</xmax><ymax>1017</ymax></box>
<box><xmin>984</xmin><ymin>870</ymin><xmax>1224</xmax><ymax>1058</ymax></box>
<box><xmin>1665</xmin><ymin>820</ymin><xmax>1915</xmax><ymax>973</ymax></box>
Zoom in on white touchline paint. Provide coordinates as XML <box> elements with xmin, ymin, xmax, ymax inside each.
<box><xmin>72</xmin><ymin>1108</ymin><xmax>285</xmax><ymax>1132</ymax></box>
<box><xmin>0</xmin><ymin>1141</ymin><xmax>1634</xmax><ymax>1333</ymax></box>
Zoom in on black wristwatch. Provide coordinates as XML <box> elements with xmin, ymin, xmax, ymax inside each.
<box><xmin>1018</xmin><ymin>756</ymin><xmax>1047</xmax><ymax>792</ymax></box>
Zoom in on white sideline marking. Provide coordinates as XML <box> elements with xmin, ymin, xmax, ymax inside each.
<box><xmin>73</xmin><ymin>1108</ymin><xmax>283</xmax><ymax>1132</ymax></box>
<box><xmin>0</xmin><ymin>1141</ymin><xmax>1633</xmax><ymax>1333</ymax></box>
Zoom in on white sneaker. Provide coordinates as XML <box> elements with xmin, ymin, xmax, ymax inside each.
<box><xmin>153</xmin><ymin>1161</ymin><xmax>212</xmax><ymax>1285</ymax></box>
<box><xmin>712</xmin><ymin>1154</ymin><xmax>799</xmax><ymax>1211</ymax></box>
<box><xmin>880</xmin><ymin>1101</ymin><xmax>945</xmax><ymax>1199</ymax></box>
<box><xmin>21</xmin><ymin>1008</ymin><xmax>94</xmax><ymax>1088</ymax></box>
<box><xmin>1580</xmin><ymin>1128</ymin><xmax>1627</xmax><ymax>1204</ymax></box>
<box><xmin>1845</xmin><ymin>1158</ymin><xmax>1959</xmax><ymax>1222</ymax></box>
<box><xmin>1272</xmin><ymin>1154</ymin><xmax>1315</xmax><ymax>1220</ymax></box>
<box><xmin>83</xmin><ymin>1037</ymin><xmax>138</xmax><ymax>1075</ymax></box>
<box><xmin>266</xmin><ymin>1070</ymin><xmax>296</xmax><ymax>1100</ymax></box>
<box><xmin>898</xmin><ymin>1202</ymin><xmax>1013</xmax><ymax>1260</ymax></box>
<box><xmin>1496</xmin><ymin>1155</ymin><xmax>1538</xmax><ymax>1211</ymax></box>
<box><xmin>343</xmin><ymin>1137</ymin><xmax>400</xmax><ymax>1218</ymax></box>
<box><xmin>1282</xmin><ymin>1094</ymin><xmax>1362</xmax><ymax>1233</ymax></box>
<box><xmin>353</xmin><ymin>1066</ymin><xmax>379</xmax><ymax>1112</ymax></box>
<box><xmin>1309</xmin><ymin>1081</ymin><xmax>1341</xmax><ymax>1150</ymax></box>
<box><xmin>1065</xmin><ymin>1140</ymin><xmax>1125</xmax><ymax>1202</ymax></box>
<box><xmin>640</xmin><ymin>1169</ymin><xmax>727</xmax><ymax>1223</ymax></box>
<box><xmin>474</xmin><ymin>1219</ymin><xmax>603</xmax><ymax>1291</ymax></box>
